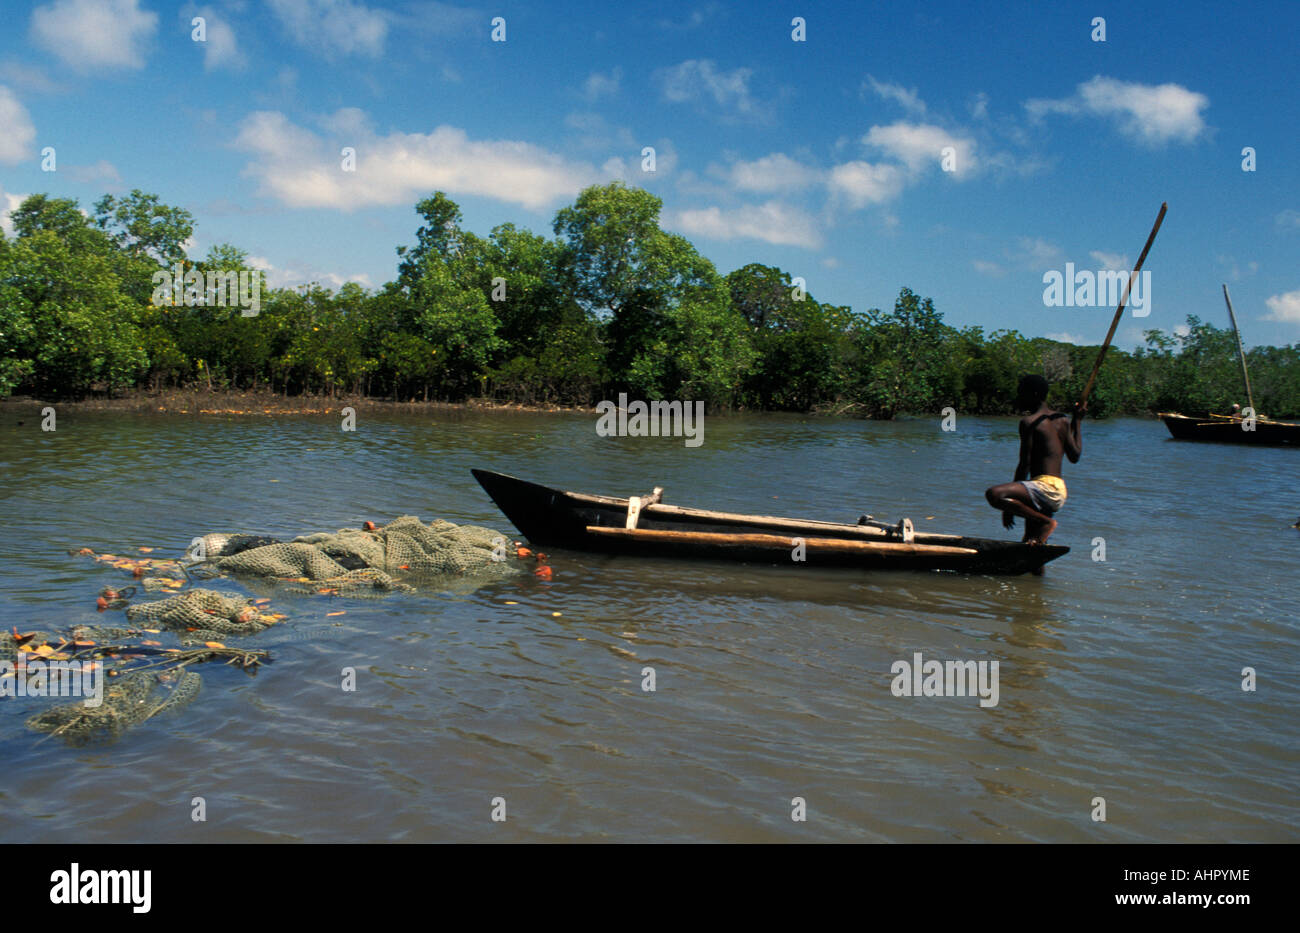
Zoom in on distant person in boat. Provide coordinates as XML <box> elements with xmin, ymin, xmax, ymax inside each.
<box><xmin>984</xmin><ymin>375</ymin><xmax>1084</xmax><ymax>546</ymax></box>
<box><xmin>1228</xmin><ymin>403</ymin><xmax>1242</xmax><ymax>420</ymax></box>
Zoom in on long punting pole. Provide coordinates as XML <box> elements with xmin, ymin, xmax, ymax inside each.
<box><xmin>1079</xmin><ymin>201</ymin><xmax>1168</xmax><ymax>407</ymax></box>
<box><xmin>1222</xmin><ymin>283</ymin><xmax>1256</xmax><ymax>415</ymax></box>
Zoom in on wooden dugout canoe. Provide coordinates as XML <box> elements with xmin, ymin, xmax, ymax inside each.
<box><xmin>1158</xmin><ymin>412</ymin><xmax>1300</xmax><ymax>446</ymax></box>
<box><xmin>1156</xmin><ymin>287</ymin><xmax>1300</xmax><ymax>447</ymax></box>
<box><xmin>472</xmin><ymin>469</ymin><xmax>1068</xmax><ymax>576</ymax></box>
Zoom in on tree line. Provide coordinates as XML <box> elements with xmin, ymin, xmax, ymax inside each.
<box><xmin>2</xmin><ymin>182</ymin><xmax>1297</xmax><ymax>419</ymax></box>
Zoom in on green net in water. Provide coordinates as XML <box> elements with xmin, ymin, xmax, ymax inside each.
<box><xmin>25</xmin><ymin>669</ymin><xmax>202</xmax><ymax>745</ymax></box>
<box><xmin>125</xmin><ymin>588</ymin><xmax>267</xmax><ymax>639</ymax></box>
<box><xmin>24</xmin><ymin>515</ymin><xmax>521</xmax><ymax>745</ymax></box>
<box><xmin>200</xmin><ymin>515</ymin><xmax>519</xmax><ymax>595</ymax></box>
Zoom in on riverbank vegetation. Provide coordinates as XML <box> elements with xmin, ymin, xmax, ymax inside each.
<box><xmin>3</xmin><ymin>184</ymin><xmax>1296</xmax><ymax>418</ymax></box>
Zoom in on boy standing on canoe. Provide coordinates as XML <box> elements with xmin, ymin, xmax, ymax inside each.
<box><xmin>985</xmin><ymin>375</ymin><xmax>1084</xmax><ymax>546</ymax></box>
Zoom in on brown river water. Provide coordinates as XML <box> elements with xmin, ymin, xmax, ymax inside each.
<box><xmin>0</xmin><ymin>408</ymin><xmax>1296</xmax><ymax>842</ymax></box>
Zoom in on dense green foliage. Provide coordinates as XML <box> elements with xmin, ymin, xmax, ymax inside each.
<box><xmin>2</xmin><ymin>183</ymin><xmax>1297</xmax><ymax>418</ymax></box>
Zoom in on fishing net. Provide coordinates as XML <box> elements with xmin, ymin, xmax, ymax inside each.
<box><xmin>4</xmin><ymin>594</ymin><xmax>258</xmax><ymax>744</ymax></box>
<box><xmin>6</xmin><ymin>618</ymin><xmax>263</xmax><ymax>745</ymax></box>
<box><xmin>25</xmin><ymin>669</ymin><xmax>202</xmax><ymax>745</ymax></box>
<box><xmin>124</xmin><ymin>588</ymin><xmax>267</xmax><ymax>639</ymax></box>
<box><xmin>199</xmin><ymin>515</ymin><xmax>517</xmax><ymax>594</ymax></box>
<box><xmin>17</xmin><ymin>515</ymin><xmax>522</xmax><ymax>745</ymax></box>
<box><xmin>1</xmin><ymin>631</ymin><xmax>57</xmax><ymax>664</ymax></box>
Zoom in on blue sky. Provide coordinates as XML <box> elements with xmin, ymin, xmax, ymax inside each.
<box><xmin>1</xmin><ymin>0</ymin><xmax>1297</xmax><ymax>348</ymax></box>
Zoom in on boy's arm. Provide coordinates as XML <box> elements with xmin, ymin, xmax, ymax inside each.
<box><xmin>1064</xmin><ymin>404</ymin><xmax>1085</xmax><ymax>462</ymax></box>
<box><xmin>1014</xmin><ymin>420</ymin><xmax>1032</xmax><ymax>481</ymax></box>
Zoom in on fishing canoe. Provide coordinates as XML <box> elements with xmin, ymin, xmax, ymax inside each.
<box><xmin>1158</xmin><ymin>286</ymin><xmax>1300</xmax><ymax>446</ymax></box>
<box><xmin>1158</xmin><ymin>412</ymin><xmax>1300</xmax><ymax>446</ymax></box>
<box><xmin>472</xmin><ymin>469</ymin><xmax>1068</xmax><ymax>576</ymax></box>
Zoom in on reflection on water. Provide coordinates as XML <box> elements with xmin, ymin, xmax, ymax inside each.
<box><xmin>0</xmin><ymin>408</ymin><xmax>1296</xmax><ymax>842</ymax></box>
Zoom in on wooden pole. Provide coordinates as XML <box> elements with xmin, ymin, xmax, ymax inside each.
<box><xmin>1079</xmin><ymin>201</ymin><xmax>1168</xmax><ymax>407</ymax></box>
<box><xmin>585</xmin><ymin>525</ymin><xmax>980</xmax><ymax>557</ymax></box>
<box><xmin>1222</xmin><ymin>284</ymin><xmax>1256</xmax><ymax>415</ymax></box>
<box><xmin>642</xmin><ymin>501</ymin><xmax>964</xmax><ymax>542</ymax></box>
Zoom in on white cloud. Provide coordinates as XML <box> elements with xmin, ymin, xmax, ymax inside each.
<box><xmin>1009</xmin><ymin>237</ymin><xmax>1062</xmax><ymax>266</ymax></box>
<box><xmin>564</xmin><ymin>111</ymin><xmax>604</xmax><ymax>132</ymax></box>
<box><xmin>657</xmin><ymin>4</ymin><xmax>721</xmax><ymax>30</ymax></box>
<box><xmin>657</xmin><ymin>59</ymin><xmax>763</xmax><ymax>119</ymax></box>
<box><xmin>30</xmin><ymin>0</ymin><xmax>157</xmax><ymax>71</ymax></box>
<box><xmin>1111</xmin><ymin>326</ymin><xmax>1146</xmax><ymax>348</ymax></box>
<box><xmin>724</xmin><ymin>153</ymin><xmax>821</xmax><ymax>193</ymax></box>
<box><xmin>191</xmin><ymin>5</ymin><xmax>244</xmax><ymax>71</ymax></box>
<box><xmin>326</xmin><ymin>271</ymin><xmax>373</xmax><ymax>289</ymax></box>
<box><xmin>864</xmin><ymin>76</ymin><xmax>926</xmax><ymax>116</ymax></box>
<box><xmin>699</xmin><ymin>123</ymin><xmax>996</xmax><ymax>223</ymax></box>
<box><xmin>669</xmin><ymin>201</ymin><xmax>822</xmax><ymax>249</ymax></box>
<box><xmin>66</xmin><ymin>159</ymin><xmax>121</xmax><ymax>184</ymax></box>
<box><xmin>1089</xmin><ymin>249</ymin><xmax>1129</xmax><ymax>270</ymax></box>
<box><xmin>393</xmin><ymin>1</ymin><xmax>480</xmax><ymax>38</ymax></box>
<box><xmin>1276</xmin><ymin>209</ymin><xmax>1300</xmax><ymax>230</ymax></box>
<box><xmin>1045</xmin><ymin>332</ymin><xmax>1087</xmax><ymax>344</ymax></box>
<box><xmin>268</xmin><ymin>0</ymin><xmax>388</xmax><ymax>58</ymax></box>
<box><xmin>672</xmin><ymin>168</ymin><xmax>728</xmax><ymax>199</ymax></box>
<box><xmin>1217</xmin><ymin>254</ymin><xmax>1259</xmax><ymax>281</ymax></box>
<box><xmin>820</xmin><ymin>256</ymin><xmax>840</xmax><ymax>269</ymax></box>
<box><xmin>1</xmin><ymin>185</ymin><xmax>28</xmax><ymax>238</ymax></box>
<box><xmin>563</xmin><ymin>110</ymin><xmax>638</xmax><ymax>152</ymax></box>
<box><xmin>249</xmin><ymin>253</ymin><xmax>372</xmax><ymax>290</ymax></box>
<box><xmin>980</xmin><ymin>150</ymin><xmax>1052</xmax><ymax>178</ymax></box>
<box><xmin>972</xmin><ymin>259</ymin><xmax>1005</xmax><ymax>278</ymax></box>
<box><xmin>319</xmin><ymin>106</ymin><xmax>373</xmax><ymax>137</ymax></box>
<box><xmin>645</xmin><ymin>138</ymin><xmax>678</xmax><ymax>177</ymax></box>
<box><xmin>0</xmin><ymin>62</ymin><xmax>64</xmax><ymax>94</ymax></box>
<box><xmin>1264</xmin><ymin>290</ymin><xmax>1300</xmax><ymax>323</ymax></box>
<box><xmin>865</xmin><ymin>122</ymin><xmax>978</xmax><ymax>177</ymax></box>
<box><xmin>0</xmin><ymin>86</ymin><xmax>36</xmax><ymax>164</ymax></box>
<box><xmin>827</xmin><ymin>161</ymin><xmax>905</xmax><ymax>208</ymax></box>
<box><xmin>821</xmin><ymin>118</ymin><xmax>994</xmax><ymax>213</ymax></box>
<box><xmin>234</xmin><ymin>110</ymin><xmax>600</xmax><ymax>211</ymax></box>
<box><xmin>601</xmin><ymin>138</ymin><xmax>679</xmax><ymax>181</ymax></box>
<box><xmin>1026</xmin><ymin>75</ymin><xmax>1208</xmax><ymax>146</ymax></box>
<box><xmin>582</xmin><ymin>68</ymin><xmax>621</xmax><ymax>102</ymax></box>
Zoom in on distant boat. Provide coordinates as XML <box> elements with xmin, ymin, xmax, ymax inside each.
<box><xmin>1159</xmin><ymin>285</ymin><xmax>1299</xmax><ymax>447</ymax></box>
<box><xmin>1158</xmin><ymin>411</ymin><xmax>1300</xmax><ymax>445</ymax></box>
<box><xmin>472</xmin><ymin>469</ymin><xmax>1068</xmax><ymax>576</ymax></box>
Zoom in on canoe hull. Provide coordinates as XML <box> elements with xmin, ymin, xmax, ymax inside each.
<box><xmin>472</xmin><ymin>469</ymin><xmax>1068</xmax><ymax>576</ymax></box>
<box><xmin>1159</xmin><ymin>412</ymin><xmax>1300</xmax><ymax>445</ymax></box>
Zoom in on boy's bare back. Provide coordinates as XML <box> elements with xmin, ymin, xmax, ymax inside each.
<box><xmin>1020</xmin><ymin>410</ymin><xmax>1073</xmax><ymax>478</ymax></box>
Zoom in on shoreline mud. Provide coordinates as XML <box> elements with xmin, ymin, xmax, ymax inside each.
<box><xmin>0</xmin><ymin>390</ymin><xmax>595</xmax><ymax>417</ymax></box>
